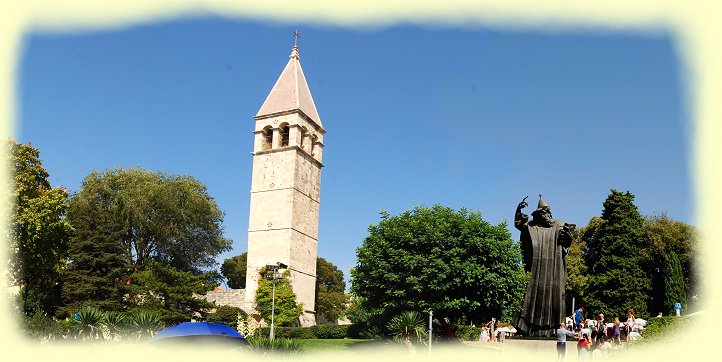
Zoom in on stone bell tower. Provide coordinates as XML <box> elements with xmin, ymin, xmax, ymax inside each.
<box><xmin>244</xmin><ymin>43</ymin><xmax>325</xmax><ymax>326</ymax></box>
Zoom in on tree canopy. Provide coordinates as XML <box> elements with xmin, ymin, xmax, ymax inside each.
<box><xmin>61</xmin><ymin>167</ymin><xmax>230</xmax><ymax>317</ymax></box>
<box><xmin>350</xmin><ymin>205</ymin><xmax>527</xmax><ymax>328</ymax></box>
<box><xmin>220</xmin><ymin>253</ymin><xmax>247</xmax><ymax>289</ymax></box>
<box><xmin>582</xmin><ymin>190</ymin><xmax>651</xmax><ymax>318</ymax></box>
<box><xmin>316</xmin><ymin>257</ymin><xmax>348</xmax><ymax>323</ymax></box>
<box><xmin>7</xmin><ymin>139</ymin><xmax>72</xmax><ymax>315</ymax></box>
<box><xmin>67</xmin><ymin>168</ymin><xmax>232</xmax><ymax>274</ymax></box>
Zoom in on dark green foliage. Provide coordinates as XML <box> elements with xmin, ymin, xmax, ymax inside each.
<box><xmin>7</xmin><ymin>139</ymin><xmax>71</xmax><ymax>316</ymax></box>
<box><xmin>128</xmin><ymin>260</ymin><xmax>216</xmax><ymax>325</ymax></box>
<box><xmin>663</xmin><ymin>252</ymin><xmax>686</xmax><ymax>315</ymax></box>
<box><xmin>206</xmin><ymin>305</ymin><xmax>248</xmax><ymax>328</ymax></box>
<box><xmin>583</xmin><ymin>190</ymin><xmax>651</xmax><ymax>318</ymax></box>
<box><xmin>127</xmin><ymin>310</ymin><xmax>165</xmax><ymax>339</ymax></box>
<box><xmin>387</xmin><ymin>311</ymin><xmax>427</xmax><ymax>344</ymax></box>
<box><xmin>258</xmin><ymin>327</ymin><xmax>315</xmax><ymax>339</ymax></box>
<box><xmin>255</xmin><ymin>269</ymin><xmax>303</xmax><ymax>327</ymax></box>
<box><xmin>643</xmin><ymin>214</ymin><xmax>698</xmax><ymax>314</ymax></box>
<box><xmin>309</xmin><ymin>324</ymin><xmax>350</xmax><ymax>339</ymax></box>
<box><xmin>452</xmin><ymin>324</ymin><xmax>483</xmax><ymax>341</ymax></box>
<box><xmin>350</xmin><ymin>205</ymin><xmax>527</xmax><ymax>329</ymax></box>
<box><xmin>20</xmin><ymin>311</ymin><xmax>72</xmax><ymax>340</ymax></box>
<box><xmin>67</xmin><ymin>168</ymin><xmax>232</xmax><ymax>274</ymax></box>
<box><xmin>220</xmin><ymin>253</ymin><xmax>247</xmax><ymax>289</ymax></box>
<box><xmin>316</xmin><ymin>257</ymin><xmax>348</xmax><ymax>322</ymax></box>
<box><xmin>62</xmin><ymin>178</ymin><xmax>129</xmax><ymax>315</ymax></box>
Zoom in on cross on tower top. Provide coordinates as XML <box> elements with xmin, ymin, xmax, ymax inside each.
<box><xmin>292</xmin><ymin>30</ymin><xmax>301</xmax><ymax>48</ymax></box>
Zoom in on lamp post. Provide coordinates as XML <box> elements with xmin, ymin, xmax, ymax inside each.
<box><xmin>265</xmin><ymin>262</ymin><xmax>287</xmax><ymax>340</ymax></box>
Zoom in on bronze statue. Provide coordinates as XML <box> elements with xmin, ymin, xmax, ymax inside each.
<box><xmin>512</xmin><ymin>195</ymin><xmax>574</xmax><ymax>337</ymax></box>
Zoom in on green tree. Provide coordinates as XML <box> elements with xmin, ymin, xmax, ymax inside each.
<box><xmin>255</xmin><ymin>269</ymin><xmax>303</xmax><ymax>327</ymax></box>
<box><xmin>221</xmin><ymin>253</ymin><xmax>247</xmax><ymax>289</ymax></box>
<box><xmin>583</xmin><ymin>190</ymin><xmax>651</xmax><ymax>318</ymax></box>
<box><xmin>129</xmin><ymin>260</ymin><xmax>216</xmax><ymax>325</ymax></box>
<box><xmin>60</xmin><ymin>168</ymin><xmax>230</xmax><ymax>316</ymax></box>
<box><xmin>643</xmin><ymin>214</ymin><xmax>699</xmax><ymax>313</ymax></box>
<box><xmin>62</xmin><ymin>177</ymin><xmax>129</xmax><ymax>315</ymax></box>
<box><xmin>350</xmin><ymin>205</ymin><xmax>527</xmax><ymax>329</ymax></box>
<box><xmin>663</xmin><ymin>252</ymin><xmax>686</xmax><ymax>315</ymax></box>
<box><xmin>315</xmin><ymin>257</ymin><xmax>348</xmax><ymax>323</ymax></box>
<box><xmin>68</xmin><ymin>168</ymin><xmax>232</xmax><ymax>274</ymax></box>
<box><xmin>7</xmin><ymin>139</ymin><xmax>71</xmax><ymax>315</ymax></box>
<box><xmin>565</xmin><ymin>233</ymin><xmax>588</xmax><ymax>309</ymax></box>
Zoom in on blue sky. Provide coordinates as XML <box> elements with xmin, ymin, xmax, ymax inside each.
<box><xmin>16</xmin><ymin>17</ymin><xmax>692</xmax><ymax>286</ymax></box>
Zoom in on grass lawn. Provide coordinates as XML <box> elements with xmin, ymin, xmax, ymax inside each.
<box><xmin>297</xmin><ymin>339</ymin><xmax>380</xmax><ymax>351</ymax></box>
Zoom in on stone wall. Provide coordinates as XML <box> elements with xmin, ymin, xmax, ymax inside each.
<box><xmin>203</xmin><ymin>288</ymin><xmax>254</xmax><ymax>314</ymax></box>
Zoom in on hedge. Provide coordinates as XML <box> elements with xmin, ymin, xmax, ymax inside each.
<box><xmin>257</xmin><ymin>325</ymin><xmax>351</xmax><ymax>339</ymax></box>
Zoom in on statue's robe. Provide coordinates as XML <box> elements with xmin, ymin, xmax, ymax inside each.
<box><xmin>512</xmin><ymin>215</ymin><xmax>571</xmax><ymax>337</ymax></box>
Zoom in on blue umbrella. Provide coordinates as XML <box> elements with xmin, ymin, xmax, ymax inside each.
<box><xmin>151</xmin><ymin>322</ymin><xmax>248</xmax><ymax>346</ymax></box>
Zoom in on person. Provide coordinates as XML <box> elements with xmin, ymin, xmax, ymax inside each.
<box><xmin>657</xmin><ymin>312</ymin><xmax>664</xmax><ymax>318</ymax></box>
<box><xmin>479</xmin><ymin>326</ymin><xmax>489</xmax><ymax>342</ymax></box>
<box><xmin>512</xmin><ymin>195</ymin><xmax>574</xmax><ymax>336</ymax></box>
<box><xmin>612</xmin><ymin>317</ymin><xmax>621</xmax><ymax>344</ymax></box>
<box><xmin>577</xmin><ymin>332</ymin><xmax>591</xmax><ymax>360</ymax></box>
<box><xmin>594</xmin><ymin>314</ymin><xmax>606</xmax><ymax>342</ymax></box>
<box><xmin>556</xmin><ymin>322</ymin><xmax>577</xmax><ymax>361</ymax></box>
<box><xmin>624</xmin><ymin>309</ymin><xmax>636</xmax><ymax>341</ymax></box>
<box><xmin>573</xmin><ymin>307</ymin><xmax>584</xmax><ymax>335</ymax></box>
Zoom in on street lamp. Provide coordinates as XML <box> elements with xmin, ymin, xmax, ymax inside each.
<box><xmin>265</xmin><ymin>262</ymin><xmax>287</xmax><ymax>340</ymax></box>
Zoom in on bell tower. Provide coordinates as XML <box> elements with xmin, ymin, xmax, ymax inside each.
<box><xmin>244</xmin><ymin>43</ymin><xmax>325</xmax><ymax>326</ymax></box>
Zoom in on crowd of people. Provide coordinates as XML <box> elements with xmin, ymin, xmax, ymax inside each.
<box><xmin>557</xmin><ymin>307</ymin><xmax>647</xmax><ymax>360</ymax></box>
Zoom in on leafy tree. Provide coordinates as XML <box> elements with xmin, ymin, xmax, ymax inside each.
<box><xmin>221</xmin><ymin>253</ymin><xmax>349</xmax><ymax>322</ymax></box>
<box><xmin>7</xmin><ymin>139</ymin><xmax>71</xmax><ymax>315</ymax></box>
<box><xmin>255</xmin><ymin>269</ymin><xmax>303</xmax><ymax>327</ymax></box>
<box><xmin>128</xmin><ymin>260</ymin><xmax>216</xmax><ymax>325</ymax></box>
<box><xmin>565</xmin><ymin>233</ymin><xmax>588</xmax><ymax>309</ymax></box>
<box><xmin>350</xmin><ymin>205</ymin><xmax>528</xmax><ymax>329</ymax></box>
<box><xmin>663</xmin><ymin>252</ymin><xmax>686</xmax><ymax>315</ymax></box>
<box><xmin>221</xmin><ymin>253</ymin><xmax>247</xmax><ymax>289</ymax></box>
<box><xmin>583</xmin><ymin>190</ymin><xmax>651</xmax><ymax>318</ymax></box>
<box><xmin>315</xmin><ymin>257</ymin><xmax>348</xmax><ymax>323</ymax></box>
<box><xmin>643</xmin><ymin>214</ymin><xmax>699</xmax><ymax>313</ymax></box>
<box><xmin>68</xmin><ymin>168</ymin><xmax>232</xmax><ymax>274</ymax></box>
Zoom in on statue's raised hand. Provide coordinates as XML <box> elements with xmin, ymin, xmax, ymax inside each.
<box><xmin>517</xmin><ymin>196</ymin><xmax>529</xmax><ymax>210</ymax></box>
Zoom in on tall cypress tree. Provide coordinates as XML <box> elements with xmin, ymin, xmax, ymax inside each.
<box><xmin>583</xmin><ymin>190</ymin><xmax>651</xmax><ymax>318</ymax></box>
<box><xmin>663</xmin><ymin>252</ymin><xmax>686</xmax><ymax>315</ymax></box>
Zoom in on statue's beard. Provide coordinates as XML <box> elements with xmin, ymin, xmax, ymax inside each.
<box><xmin>533</xmin><ymin>214</ymin><xmax>554</xmax><ymax>227</ymax></box>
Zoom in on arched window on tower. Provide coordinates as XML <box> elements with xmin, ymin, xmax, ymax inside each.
<box><xmin>262</xmin><ymin>126</ymin><xmax>273</xmax><ymax>150</ymax></box>
<box><xmin>279</xmin><ymin>123</ymin><xmax>290</xmax><ymax>147</ymax></box>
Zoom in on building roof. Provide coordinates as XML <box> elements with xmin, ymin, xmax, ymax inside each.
<box><xmin>256</xmin><ymin>46</ymin><xmax>322</xmax><ymax>128</ymax></box>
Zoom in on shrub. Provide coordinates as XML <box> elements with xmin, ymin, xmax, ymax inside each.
<box><xmin>206</xmin><ymin>305</ymin><xmax>248</xmax><ymax>328</ymax></box>
<box><xmin>258</xmin><ymin>326</ymin><xmax>315</xmax><ymax>339</ymax></box>
<box><xmin>347</xmin><ymin>323</ymin><xmax>381</xmax><ymax>339</ymax></box>
<box><xmin>310</xmin><ymin>324</ymin><xmax>350</xmax><ymax>339</ymax></box>
<box><xmin>452</xmin><ymin>325</ymin><xmax>483</xmax><ymax>341</ymax></box>
<box><xmin>246</xmin><ymin>336</ymin><xmax>305</xmax><ymax>355</ymax></box>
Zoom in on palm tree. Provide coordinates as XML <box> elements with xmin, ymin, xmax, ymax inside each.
<box><xmin>387</xmin><ymin>311</ymin><xmax>428</xmax><ymax>351</ymax></box>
